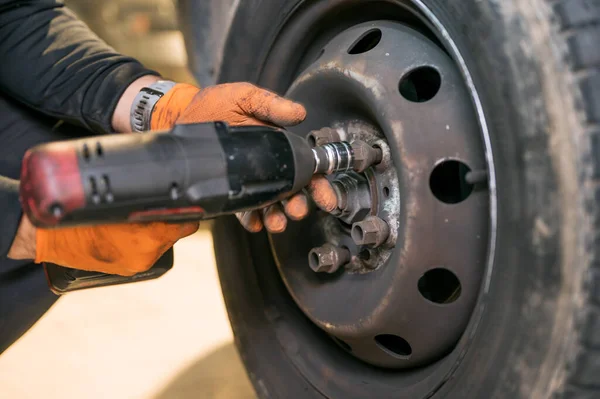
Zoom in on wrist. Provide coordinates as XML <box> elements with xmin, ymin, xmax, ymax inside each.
<box><xmin>130</xmin><ymin>80</ymin><xmax>178</xmax><ymax>132</ymax></box>
<box><xmin>111</xmin><ymin>74</ymin><xmax>162</xmax><ymax>133</ymax></box>
<box><xmin>150</xmin><ymin>83</ymin><xmax>200</xmax><ymax>130</ymax></box>
<box><xmin>7</xmin><ymin>215</ymin><xmax>36</xmax><ymax>260</ymax></box>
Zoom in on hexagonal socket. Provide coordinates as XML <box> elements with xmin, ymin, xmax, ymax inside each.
<box><xmin>351</xmin><ymin>140</ymin><xmax>383</xmax><ymax>173</ymax></box>
<box><xmin>351</xmin><ymin>216</ymin><xmax>390</xmax><ymax>247</ymax></box>
<box><xmin>308</xmin><ymin>243</ymin><xmax>351</xmax><ymax>273</ymax></box>
<box><xmin>307</xmin><ymin>127</ymin><xmax>341</xmax><ymax>147</ymax></box>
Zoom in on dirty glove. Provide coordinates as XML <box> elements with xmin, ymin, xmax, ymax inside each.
<box><xmin>33</xmin><ymin>220</ymin><xmax>198</xmax><ymax>276</ymax></box>
<box><xmin>150</xmin><ymin>82</ymin><xmax>338</xmax><ymax>234</ymax></box>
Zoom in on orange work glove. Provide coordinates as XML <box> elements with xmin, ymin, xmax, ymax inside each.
<box><xmin>35</xmin><ymin>222</ymin><xmax>197</xmax><ymax>276</ymax></box>
<box><xmin>151</xmin><ymin>82</ymin><xmax>337</xmax><ymax>234</ymax></box>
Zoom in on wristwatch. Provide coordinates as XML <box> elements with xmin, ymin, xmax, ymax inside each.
<box><xmin>130</xmin><ymin>80</ymin><xmax>176</xmax><ymax>132</ymax></box>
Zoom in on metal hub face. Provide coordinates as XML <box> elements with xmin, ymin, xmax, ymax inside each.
<box><xmin>311</xmin><ymin>121</ymin><xmax>399</xmax><ymax>273</ymax></box>
<box><xmin>269</xmin><ymin>21</ymin><xmax>489</xmax><ymax>369</ymax></box>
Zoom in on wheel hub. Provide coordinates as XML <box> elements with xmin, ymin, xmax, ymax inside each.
<box><xmin>269</xmin><ymin>20</ymin><xmax>489</xmax><ymax>369</ymax></box>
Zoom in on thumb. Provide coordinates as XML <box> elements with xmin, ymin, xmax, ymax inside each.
<box><xmin>236</xmin><ymin>84</ymin><xmax>307</xmax><ymax>127</ymax></box>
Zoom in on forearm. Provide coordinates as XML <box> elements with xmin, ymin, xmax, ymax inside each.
<box><xmin>7</xmin><ymin>215</ymin><xmax>35</xmax><ymax>260</ymax></box>
<box><xmin>111</xmin><ymin>75</ymin><xmax>161</xmax><ymax>133</ymax></box>
<box><xmin>0</xmin><ymin>0</ymin><xmax>159</xmax><ymax>133</ymax></box>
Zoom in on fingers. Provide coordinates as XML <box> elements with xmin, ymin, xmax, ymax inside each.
<box><xmin>283</xmin><ymin>193</ymin><xmax>309</xmax><ymax>221</ymax></box>
<box><xmin>307</xmin><ymin>175</ymin><xmax>337</xmax><ymax>212</ymax></box>
<box><xmin>237</xmin><ymin>206</ymin><xmax>288</xmax><ymax>234</ymax></box>
<box><xmin>236</xmin><ymin>83</ymin><xmax>307</xmax><ymax>127</ymax></box>
<box><xmin>236</xmin><ymin>211</ymin><xmax>263</xmax><ymax>233</ymax></box>
<box><xmin>263</xmin><ymin>203</ymin><xmax>288</xmax><ymax>234</ymax></box>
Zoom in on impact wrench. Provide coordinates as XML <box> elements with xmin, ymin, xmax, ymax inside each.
<box><xmin>19</xmin><ymin>121</ymin><xmax>382</xmax><ymax>293</ymax></box>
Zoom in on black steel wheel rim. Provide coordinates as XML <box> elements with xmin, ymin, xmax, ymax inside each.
<box><xmin>250</xmin><ymin>0</ymin><xmax>497</xmax><ymax>395</ymax></box>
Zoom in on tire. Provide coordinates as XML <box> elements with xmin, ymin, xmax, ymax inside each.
<box><xmin>208</xmin><ymin>0</ymin><xmax>600</xmax><ymax>397</ymax></box>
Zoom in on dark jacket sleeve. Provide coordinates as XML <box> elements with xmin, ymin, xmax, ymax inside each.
<box><xmin>0</xmin><ymin>0</ymin><xmax>159</xmax><ymax>134</ymax></box>
<box><xmin>0</xmin><ymin>177</ymin><xmax>21</xmax><ymax>257</ymax></box>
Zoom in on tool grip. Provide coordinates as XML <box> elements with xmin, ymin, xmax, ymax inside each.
<box><xmin>20</xmin><ymin>123</ymin><xmax>228</xmax><ymax>228</ymax></box>
<box><xmin>19</xmin><ymin>122</ymin><xmax>309</xmax><ymax>228</ymax></box>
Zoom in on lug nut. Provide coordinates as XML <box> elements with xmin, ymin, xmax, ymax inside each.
<box><xmin>351</xmin><ymin>216</ymin><xmax>390</xmax><ymax>247</ymax></box>
<box><xmin>307</xmin><ymin>127</ymin><xmax>341</xmax><ymax>147</ymax></box>
<box><xmin>330</xmin><ymin>173</ymin><xmax>371</xmax><ymax>224</ymax></box>
<box><xmin>308</xmin><ymin>243</ymin><xmax>351</xmax><ymax>273</ymax></box>
<box><xmin>351</xmin><ymin>140</ymin><xmax>383</xmax><ymax>173</ymax></box>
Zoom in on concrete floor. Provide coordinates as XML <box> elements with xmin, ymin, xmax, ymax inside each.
<box><xmin>0</xmin><ymin>230</ymin><xmax>256</xmax><ymax>399</ymax></box>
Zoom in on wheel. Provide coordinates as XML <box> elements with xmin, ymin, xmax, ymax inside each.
<box><xmin>204</xmin><ymin>0</ymin><xmax>600</xmax><ymax>397</ymax></box>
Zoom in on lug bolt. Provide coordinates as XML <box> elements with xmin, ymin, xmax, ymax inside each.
<box><xmin>332</xmin><ymin>182</ymin><xmax>348</xmax><ymax>210</ymax></box>
<box><xmin>351</xmin><ymin>216</ymin><xmax>390</xmax><ymax>247</ymax></box>
<box><xmin>308</xmin><ymin>243</ymin><xmax>351</xmax><ymax>273</ymax></box>
<box><xmin>351</xmin><ymin>140</ymin><xmax>383</xmax><ymax>173</ymax></box>
<box><xmin>307</xmin><ymin>127</ymin><xmax>341</xmax><ymax>147</ymax></box>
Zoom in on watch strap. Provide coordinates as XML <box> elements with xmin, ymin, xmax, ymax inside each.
<box><xmin>130</xmin><ymin>80</ymin><xmax>176</xmax><ymax>132</ymax></box>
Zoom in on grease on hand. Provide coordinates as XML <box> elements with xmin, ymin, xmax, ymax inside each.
<box><xmin>236</xmin><ymin>211</ymin><xmax>263</xmax><ymax>233</ymax></box>
<box><xmin>307</xmin><ymin>175</ymin><xmax>338</xmax><ymax>212</ymax></box>
<box><xmin>263</xmin><ymin>204</ymin><xmax>287</xmax><ymax>234</ymax></box>
<box><xmin>283</xmin><ymin>193</ymin><xmax>309</xmax><ymax>221</ymax></box>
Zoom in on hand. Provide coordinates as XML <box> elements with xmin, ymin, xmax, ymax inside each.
<box><xmin>8</xmin><ymin>215</ymin><xmax>198</xmax><ymax>276</ymax></box>
<box><xmin>150</xmin><ymin>82</ymin><xmax>337</xmax><ymax>233</ymax></box>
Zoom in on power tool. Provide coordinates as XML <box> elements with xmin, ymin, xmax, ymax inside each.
<box><xmin>19</xmin><ymin>121</ymin><xmax>370</xmax><ymax>294</ymax></box>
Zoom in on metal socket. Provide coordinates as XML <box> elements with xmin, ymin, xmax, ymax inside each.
<box><xmin>307</xmin><ymin>127</ymin><xmax>341</xmax><ymax>147</ymax></box>
<box><xmin>308</xmin><ymin>243</ymin><xmax>351</xmax><ymax>273</ymax></box>
<box><xmin>351</xmin><ymin>216</ymin><xmax>390</xmax><ymax>247</ymax></box>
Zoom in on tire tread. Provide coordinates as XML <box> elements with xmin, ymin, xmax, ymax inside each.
<box><xmin>553</xmin><ymin>0</ymin><xmax>600</xmax><ymax>396</ymax></box>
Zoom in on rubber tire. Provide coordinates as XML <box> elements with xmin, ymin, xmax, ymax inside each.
<box><xmin>207</xmin><ymin>0</ymin><xmax>600</xmax><ymax>397</ymax></box>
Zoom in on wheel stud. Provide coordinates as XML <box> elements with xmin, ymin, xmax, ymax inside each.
<box><xmin>351</xmin><ymin>216</ymin><xmax>390</xmax><ymax>247</ymax></box>
<box><xmin>308</xmin><ymin>243</ymin><xmax>351</xmax><ymax>273</ymax></box>
<box><xmin>350</xmin><ymin>140</ymin><xmax>383</xmax><ymax>173</ymax></box>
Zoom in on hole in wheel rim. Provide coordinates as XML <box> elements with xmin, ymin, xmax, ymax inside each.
<box><xmin>430</xmin><ymin>160</ymin><xmax>473</xmax><ymax>204</ymax></box>
<box><xmin>418</xmin><ymin>268</ymin><xmax>461</xmax><ymax>304</ymax></box>
<box><xmin>399</xmin><ymin>66</ymin><xmax>441</xmax><ymax>103</ymax></box>
<box><xmin>375</xmin><ymin>335</ymin><xmax>412</xmax><ymax>358</ymax></box>
<box><xmin>348</xmin><ymin>29</ymin><xmax>382</xmax><ymax>54</ymax></box>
